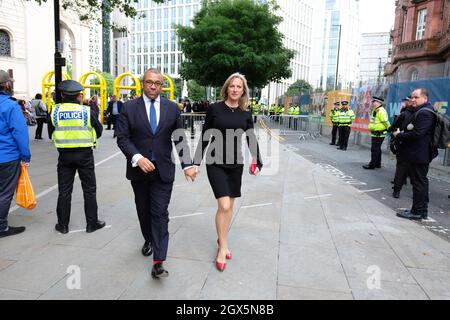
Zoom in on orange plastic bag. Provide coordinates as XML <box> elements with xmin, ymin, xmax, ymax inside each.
<box><xmin>16</xmin><ymin>164</ymin><xmax>37</xmax><ymax>210</ymax></box>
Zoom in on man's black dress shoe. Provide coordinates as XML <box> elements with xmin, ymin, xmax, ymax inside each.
<box><xmin>142</xmin><ymin>241</ymin><xmax>153</xmax><ymax>257</ymax></box>
<box><xmin>55</xmin><ymin>224</ymin><xmax>69</xmax><ymax>234</ymax></box>
<box><xmin>329</xmin><ymin>142</ymin><xmax>335</xmax><ymax>145</ymax></box>
<box><xmin>0</xmin><ymin>226</ymin><xmax>26</xmax><ymax>238</ymax></box>
<box><xmin>392</xmin><ymin>191</ymin><xmax>400</xmax><ymax>199</ymax></box>
<box><xmin>396</xmin><ymin>210</ymin><xmax>425</xmax><ymax>220</ymax></box>
<box><xmin>86</xmin><ymin>220</ymin><xmax>106</xmax><ymax>233</ymax></box>
<box><xmin>363</xmin><ymin>164</ymin><xmax>375</xmax><ymax>169</ymax></box>
<box><xmin>151</xmin><ymin>263</ymin><xmax>169</xmax><ymax>279</ymax></box>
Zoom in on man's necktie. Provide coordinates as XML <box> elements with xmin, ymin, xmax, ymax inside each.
<box><xmin>149</xmin><ymin>99</ymin><xmax>157</xmax><ymax>134</ymax></box>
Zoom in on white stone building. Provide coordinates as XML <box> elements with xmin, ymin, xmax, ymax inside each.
<box><xmin>0</xmin><ymin>0</ymin><xmax>97</xmax><ymax>100</ymax></box>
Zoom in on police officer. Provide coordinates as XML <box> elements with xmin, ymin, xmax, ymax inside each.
<box><xmin>337</xmin><ymin>101</ymin><xmax>355</xmax><ymax>151</ymax></box>
<box><xmin>389</xmin><ymin>96</ymin><xmax>414</xmax><ymax>198</ymax></box>
<box><xmin>49</xmin><ymin>80</ymin><xmax>105</xmax><ymax>234</ymax></box>
<box><xmin>330</xmin><ymin>102</ymin><xmax>340</xmax><ymax>145</ymax></box>
<box><xmin>363</xmin><ymin>96</ymin><xmax>390</xmax><ymax>169</ymax></box>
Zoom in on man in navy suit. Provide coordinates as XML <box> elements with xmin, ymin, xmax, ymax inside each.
<box><xmin>116</xmin><ymin>69</ymin><xmax>197</xmax><ymax>279</ymax></box>
<box><xmin>106</xmin><ymin>94</ymin><xmax>123</xmax><ymax>135</ymax></box>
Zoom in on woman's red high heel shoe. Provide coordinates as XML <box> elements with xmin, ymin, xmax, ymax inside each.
<box><xmin>216</xmin><ymin>260</ymin><xmax>226</xmax><ymax>272</ymax></box>
<box><xmin>217</xmin><ymin>240</ymin><xmax>232</xmax><ymax>260</ymax></box>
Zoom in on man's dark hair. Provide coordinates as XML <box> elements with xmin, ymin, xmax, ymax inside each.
<box><xmin>418</xmin><ymin>88</ymin><xmax>429</xmax><ymax>98</ymax></box>
<box><xmin>35</xmin><ymin>93</ymin><xmax>42</xmax><ymax>99</ymax></box>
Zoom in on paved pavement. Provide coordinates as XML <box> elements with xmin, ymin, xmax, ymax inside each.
<box><xmin>1</xmin><ymin>125</ymin><xmax>450</xmax><ymax>300</ymax></box>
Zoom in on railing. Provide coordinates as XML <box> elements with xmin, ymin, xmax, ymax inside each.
<box><xmin>267</xmin><ymin>115</ymin><xmax>322</xmax><ymax>140</ymax></box>
<box><xmin>180</xmin><ymin>113</ymin><xmax>206</xmax><ymax>138</ymax></box>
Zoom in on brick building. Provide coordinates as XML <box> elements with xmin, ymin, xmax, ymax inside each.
<box><xmin>385</xmin><ymin>0</ymin><xmax>450</xmax><ymax>83</ymax></box>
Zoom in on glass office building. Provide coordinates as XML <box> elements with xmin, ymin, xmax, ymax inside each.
<box><xmin>129</xmin><ymin>0</ymin><xmax>201</xmax><ymax>77</ymax></box>
<box><xmin>311</xmin><ymin>0</ymin><xmax>361</xmax><ymax>91</ymax></box>
<box><xmin>359</xmin><ymin>32</ymin><xmax>390</xmax><ymax>86</ymax></box>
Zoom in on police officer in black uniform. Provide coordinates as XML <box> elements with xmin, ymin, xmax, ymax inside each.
<box><xmin>389</xmin><ymin>96</ymin><xmax>415</xmax><ymax>198</ymax></box>
<box><xmin>48</xmin><ymin>80</ymin><xmax>105</xmax><ymax>234</ymax></box>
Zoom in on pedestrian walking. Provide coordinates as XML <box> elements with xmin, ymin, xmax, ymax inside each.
<box><xmin>193</xmin><ymin>72</ymin><xmax>263</xmax><ymax>272</ymax></box>
<box><xmin>48</xmin><ymin>80</ymin><xmax>105</xmax><ymax>234</ymax></box>
<box><xmin>116</xmin><ymin>68</ymin><xmax>196</xmax><ymax>279</ymax></box>
<box><xmin>30</xmin><ymin>93</ymin><xmax>48</xmax><ymax>140</ymax></box>
<box><xmin>363</xmin><ymin>96</ymin><xmax>390</xmax><ymax>169</ymax></box>
<box><xmin>0</xmin><ymin>70</ymin><xmax>31</xmax><ymax>238</ymax></box>
<box><xmin>106</xmin><ymin>94</ymin><xmax>122</xmax><ymax>136</ymax></box>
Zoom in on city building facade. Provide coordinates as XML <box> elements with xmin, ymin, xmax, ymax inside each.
<box><xmin>384</xmin><ymin>0</ymin><xmax>450</xmax><ymax>83</ymax></box>
<box><xmin>359</xmin><ymin>32</ymin><xmax>391</xmax><ymax>86</ymax></box>
<box><xmin>128</xmin><ymin>0</ymin><xmax>201</xmax><ymax>78</ymax></box>
<box><xmin>126</xmin><ymin>0</ymin><xmax>314</xmax><ymax>104</ymax></box>
<box><xmin>0</xmin><ymin>0</ymin><xmax>94</xmax><ymax>99</ymax></box>
<box><xmin>310</xmin><ymin>0</ymin><xmax>361</xmax><ymax>91</ymax></box>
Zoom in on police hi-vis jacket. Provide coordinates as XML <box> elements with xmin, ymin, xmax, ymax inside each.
<box><xmin>51</xmin><ymin>103</ymin><xmax>97</xmax><ymax>148</ymax></box>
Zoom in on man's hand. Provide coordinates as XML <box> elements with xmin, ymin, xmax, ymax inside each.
<box><xmin>393</xmin><ymin>128</ymin><xmax>401</xmax><ymax>137</ymax></box>
<box><xmin>184</xmin><ymin>166</ymin><xmax>198</xmax><ymax>182</ymax></box>
<box><xmin>137</xmin><ymin>158</ymin><xmax>155</xmax><ymax>173</ymax></box>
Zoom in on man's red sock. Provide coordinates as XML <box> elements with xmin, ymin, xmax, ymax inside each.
<box><xmin>153</xmin><ymin>260</ymin><xmax>163</xmax><ymax>265</ymax></box>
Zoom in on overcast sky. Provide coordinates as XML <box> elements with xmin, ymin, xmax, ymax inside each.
<box><xmin>359</xmin><ymin>0</ymin><xmax>396</xmax><ymax>33</ymax></box>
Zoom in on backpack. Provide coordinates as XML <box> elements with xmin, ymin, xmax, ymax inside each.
<box><xmin>415</xmin><ymin>108</ymin><xmax>450</xmax><ymax>149</ymax></box>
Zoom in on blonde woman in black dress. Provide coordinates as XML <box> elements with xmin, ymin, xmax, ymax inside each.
<box><xmin>194</xmin><ymin>73</ymin><xmax>262</xmax><ymax>272</ymax></box>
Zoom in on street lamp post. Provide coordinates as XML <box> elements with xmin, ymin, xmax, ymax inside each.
<box><xmin>54</xmin><ymin>0</ymin><xmax>65</xmax><ymax>104</ymax></box>
<box><xmin>333</xmin><ymin>24</ymin><xmax>342</xmax><ymax>91</ymax></box>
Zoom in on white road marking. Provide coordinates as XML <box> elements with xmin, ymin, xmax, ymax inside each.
<box><xmin>9</xmin><ymin>152</ymin><xmax>123</xmax><ymax>214</ymax></box>
<box><xmin>240</xmin><ymin>203</ymin><xmax>273</xmax><ymax>209</ymax></box>
<box><xmin>358</xmin><ymin>188</ymin><xmax>383</xmax><ymax>193</ymax></box>
<box><xmin>62</xmin><ymin>225</ymin><xmax>112</xmax><ymax>234</ymax></box>
<box><xmin>304</xmin><ymin>194</ymin><xmax>333</xmax><ymax>200</ymax></box>
<box><xmin>170</xmin><ymin>212</ymin><xmax>207</xmax><ymax>219</ymax></box>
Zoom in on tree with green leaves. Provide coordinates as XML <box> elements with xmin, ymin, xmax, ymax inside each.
<box><xmin>177</xmin><ymin>0</ymin><xmax>294</xmax><ymax>89</ymax></box>
<box><xmin>285</xmin><ymin>80</ymin><xmax>313</xmax><ymax>97</ymax></box>
<box><xmin>26</xmin><ymin>0</ymin><xmax>163</xmax><ymax>30</ymax></box>
<box><xmin>187</xmin><ymin>80</ymin><xmax>207</xmax><ymax>101</ymax></box>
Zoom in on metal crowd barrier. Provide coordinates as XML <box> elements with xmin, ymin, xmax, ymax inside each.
<box><xmin>180</xmin><ymin>113</ymin><xmax>206</xmax><ymax>138</ymax></box>
<box><xmin>268</xmin><ymin>115</ymin><xmax>322</xmax><ymax>140</ymax></box>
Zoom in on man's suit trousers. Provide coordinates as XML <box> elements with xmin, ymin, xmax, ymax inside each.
<box><xmin>131</xmin><ymin>168</ymin><xmax>173</xmax><ymax>261</ymax></box>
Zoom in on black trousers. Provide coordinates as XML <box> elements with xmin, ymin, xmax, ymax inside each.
<box><xmin>369</xmin><ymin>137</ymin><xmax>385</xmax><ymax>167</ymax></box>
<box><xmin>131</xmin><ymin>169</ymin><xmax>173</xmax><ymax>261</ymax></box>
<box><xmin>35</xmin><ymin>118</ymin><xmax>46</xmax><ymax>139</ymax></box>
<box><xmin>0</xmin><ymin>160</ymin><xmax>21</xmax><ymax>231</ymax></box>
<box><xmin>331</xmin><ymin>125</ymin><xmax>339</xmax><ymax>144</ymax></box>
<box><xmin>407</xmin><ymin>163</ymin><xmax>429</xmax><ymax>214</ymax></box>
<box><xmin>107</xmin><ymin>114</ymin><xmax>119</xmax><ymax>130</ymax></box>
<box><xmin>393</xmin><ymin>159</ymin><xmax>409</xmax><ymax>192</ymax></box>
<box><xmin>56</xmin><ymin>149</ymin><xmax>98</xmax><ymax>226</ymax></box>
<box><xmin>339</xmin><ymin>126</ymin><xmax>351</xmax><ymax>149</ymax></box>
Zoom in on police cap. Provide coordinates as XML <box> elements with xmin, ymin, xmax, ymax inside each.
<box><xmin>401</xmin><ymin>96</ymin><xmax>412</xmax><ymax>102</ymax></box>
<box><xmin>333</xmin><ymin>101</ymin><xmax>340</xmax><ymax>106</ymax></box>
<box><xmin>341</xmin><ymin>101</ymin><xmax>349</xmax><ymax>106</ymax></box>
<box><xmin>58</xmin><ymin>80</ymin><xmax>84</xmax><ymax>95</ymax></box>
<box><xmin>371</xmin><ymin>96</ymin><xmax>384</xmax><ymax>104</ymax></box>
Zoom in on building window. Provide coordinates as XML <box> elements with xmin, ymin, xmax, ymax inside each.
<box><xmin>0</xmin><ymin>30</ymin><xmax>11</xmax><ymax>56</ymax></box>
<box><xmin>416</xmin><ymin>9</ymin><xmax>427</xmax><ymax>40</ymax></box>
<box><xmin>411</xmin><ymin>69</ymin><xmax>420</xmax><ymax>81</ymax></box>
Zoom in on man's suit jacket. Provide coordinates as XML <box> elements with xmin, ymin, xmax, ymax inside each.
<box><xmin>107</xmin><ymin>100</ymin><xmax>123</xmax><ymax>115</ymax></box>
<box><xmin>116</xmin><ymin>96</ymin><xmax>191</xmax><ymax>183</ymax></box>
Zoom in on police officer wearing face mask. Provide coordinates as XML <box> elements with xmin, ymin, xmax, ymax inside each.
<box><xmin>48</xmin><ymin>80</ymin><xmax>105</xmax><ymax>234</ymax></box>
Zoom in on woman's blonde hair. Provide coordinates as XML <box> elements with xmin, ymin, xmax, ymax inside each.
<box><xmin>220</xmin><ymin>73</ymin><xmax>250</xmax><ymax>111</ymax></box>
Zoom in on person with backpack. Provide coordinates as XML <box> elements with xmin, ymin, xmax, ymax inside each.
<box><xmin>30</xmin><ymin>93</ymin><xmax>48</xmax><ymax>140</ymax></box>
<box><xmin>393</xmin><ymin>88</ymin><xmax>436</xmax><ymax>220</ymax></box>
